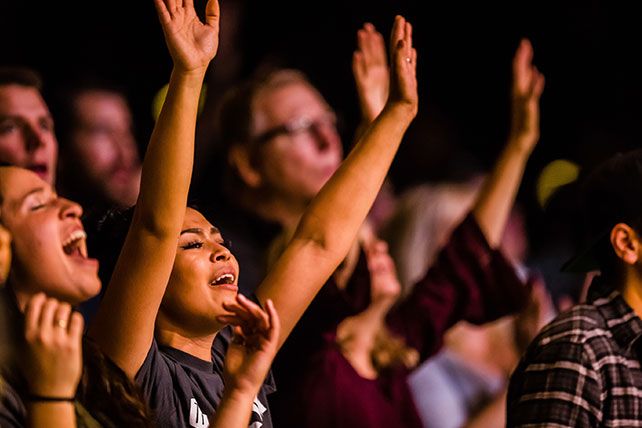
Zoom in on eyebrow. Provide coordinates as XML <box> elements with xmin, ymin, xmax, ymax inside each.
<box><xmin>180</xmin><ymin>226</ymin><xmax>220</xmax><ymax>236</ymax></box>
<box><xmin>19</xmin><ymin>187</ymin><xmax>46</xmax><ymax>204</ymax></box>
<box><xmin>8</xmin><ymin>186</ymin><xmax>47</xmax><ymax>212</ymax></box>
<box><xmin>0</xmin><ymin>113</ymin><xmax>53</xmax><ymax>122</ymax></box>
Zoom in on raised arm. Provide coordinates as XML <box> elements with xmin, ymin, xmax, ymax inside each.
<box><xmin>473</xmin><ymin>39</ymin><xmax>544</xmax><ymax>247</ymax></box>
<box><xmin>256</xmin><ymin>15</ymin><xmax>418</xmax><ymax>347</ymax></box>
<box><xmin>88</xmin><ymin>0</ymin><xmax>220</xmax><ymax>378</ymax></box>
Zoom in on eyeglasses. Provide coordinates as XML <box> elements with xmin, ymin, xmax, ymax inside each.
<box><xmin>250</xmin><ymin>112</ymin><xmax>339</xmax><ymax>145</ymax></box>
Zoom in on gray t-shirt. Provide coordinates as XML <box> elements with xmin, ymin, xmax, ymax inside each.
<box><xmin>136</xmin><ymin>326</ymin><xmax>275</xmax><ymax>428</ymax></box>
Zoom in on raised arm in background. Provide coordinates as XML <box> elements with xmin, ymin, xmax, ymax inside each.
<box><xmin>88</xmin><ymin>0</ymin><xmax>220</xmax><ymax>378</ymax></box>
<box><xmin>473</xmin><ymin>39</ymin><xmax>544</xmax><ymax>247</ymax></box>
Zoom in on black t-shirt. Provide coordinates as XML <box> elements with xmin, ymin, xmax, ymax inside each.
<box><xmin>136</xmin><ymin>326</ymin><xmax>275</xmax><ymax>428</ymax></box>
<box><xmin>0</xmin><ymin>380</ymin><xmax>24</xmax><ymax>428</ymax></box>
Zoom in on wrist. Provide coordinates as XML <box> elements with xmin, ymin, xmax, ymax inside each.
<box><xmin>506</xmin><ymin>134</ymin><xmax>537</xmax><ymax>156</ymax></box>
<box><xmin>222</xmin><ymin>386</ymin><xmax>259</xmax><ymax>405</ymax></box>
<box><xmin>170</xmin><ymin>67</ymin><xmax>207</xmax><ymax>84</ymax></box>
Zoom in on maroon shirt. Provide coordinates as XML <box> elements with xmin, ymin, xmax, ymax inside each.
<box><xmin>270</xmin><ymin>214</ymin><xmax>529</xmax><ymax>428</ymax></box>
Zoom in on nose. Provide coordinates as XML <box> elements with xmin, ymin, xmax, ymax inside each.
<box><xmin>59</xmin><ymin>198</ymin><xmax>83</xmax><ymax>220</ymax></box>
<box><xmin>24</xmin><ymin>124</ymin><xmax>49</xmax><ymax>152</ymax></box>
<box><xmin>311</xmin><ymin>121</ymin><xmax>340</xmax><ymax>152</ymax></box>
<box><xmin>210</xmin><ymin>243</ymin><xmax>231</xmax><ymax>263</ymax></box>
<box><xmin>115</xmin><ymin>130</ymin><xmax>138</xmax><ymax>166</ymax></box>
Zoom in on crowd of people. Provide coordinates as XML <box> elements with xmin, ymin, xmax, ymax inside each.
<box><xmin>1</xmin><ymin>1</ymin><xmax>642</xmax><ymax>427</ymax></box>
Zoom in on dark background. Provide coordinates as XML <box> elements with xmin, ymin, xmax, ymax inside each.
<box><xmin>2</xmin><ymin>0</ymin><xmax>641</xmax><ymax>294</ymax></box>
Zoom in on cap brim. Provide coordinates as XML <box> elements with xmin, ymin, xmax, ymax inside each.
<box><xmin>560</xmin><ymin>231</ymin><xmax>609</xmax><ymax>273</ymax></box>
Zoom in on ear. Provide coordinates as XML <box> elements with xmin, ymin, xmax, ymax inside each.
<box><xmin>611</xmin><ymin>223</ymin><xmax>640</xmax><ymax>266</ymax></box>
<box><xmin>227</xmin><ymin>145</ymin><xmax>262</xmax><ymax>189</ymax></box>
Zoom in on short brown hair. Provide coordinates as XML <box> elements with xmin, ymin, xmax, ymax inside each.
<box><xmin>0</xmin><ymin>66</ymin><xmax>43</xmax><ymax>90</ymax></box>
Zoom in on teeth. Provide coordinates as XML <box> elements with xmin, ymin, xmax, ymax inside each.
<box><xmin>211</xmin><ymin>273</ymin><xmax>235</xmax><ymax>285</ymax></box>
<box><xmin>62</xmin><ymin>230</ymin><xmax>87</xmax><ymax>255</ymax></box>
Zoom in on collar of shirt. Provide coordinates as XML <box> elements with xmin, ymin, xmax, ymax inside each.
<box><xmin>588</xmin><ymin>276</ymin><xmax>642</xmax><ymax>355</ymax></box>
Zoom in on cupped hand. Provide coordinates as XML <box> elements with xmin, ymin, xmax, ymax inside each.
<box><xmin>154</xmin><ymin>0</ymin><xmax>220</xmax><ymax>73</ymax></box>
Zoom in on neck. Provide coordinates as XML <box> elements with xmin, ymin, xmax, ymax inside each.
<box><xmin>621</xmin><ymin>269</ymin><xmax>642</xmax><ymax>318</ymax></box>
<box><xmin>8</xmin><ymin>276</ymin><xmax>77</xmax><ymax>312</ymax></box>
<box><xmin>156</xmin><ymin>328</ymin><xmax>217</xmax><ymax>362</ymax></box>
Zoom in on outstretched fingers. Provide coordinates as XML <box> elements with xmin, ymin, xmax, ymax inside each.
<box><xmin>153</xmin><ymin>0</ymin><xmax>173</xmax><ymax>26</ymax></box>
<box><xmin>221</xmin><ymin>294</ymin><xmax>270</xmax><ymax>334</ymax></box>
<box><xmin>513</xmin><ymin>39</ymin><xmax>536</xmax><ymax>95</ymax></box>
<box><xmin>204</xmin><ymin>0</ymin><xmax>220</xmax><ymax>28</ymax></box>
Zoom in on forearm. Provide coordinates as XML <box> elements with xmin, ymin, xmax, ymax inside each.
<box><xmin>28</xmin><ymin>403</ymin><xmax>76</xmax><ymax>428</ymax></box>
<box><xmin>88</xmin><ymin>68</ymin><xmax>206</xmax><ymax>375</ymax></box>
<box><xmin>473</xmin><ymin>138</ymin><xmax>531</xmax><ymax>247</ymax></box>
<box><xmin>135</xmin><ymin>68</ymin><xmax>204</xmax><ymax>236</ymax></box>
<box><xmin>297</xmin><ymin>104</ymin><xmax>414</xmax><ymax>259</ymax></box>
<box><xmin>211</xmin><ymin>389</ymin><xmax>256</xmax><ymax>428</ymax></box>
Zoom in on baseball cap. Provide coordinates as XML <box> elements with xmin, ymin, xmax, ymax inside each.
<box><xmin>561</xmin><ymin>149</ymin><xmax>642</xmax><ymax>272</ymax></box>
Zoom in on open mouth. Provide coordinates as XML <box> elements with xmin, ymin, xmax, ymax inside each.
<box><xmin>28</xmin><ymin>164</ymin><xmax>49</xmax><ymax>180</ymax></box>
<box><xmin>210</xmin><ymin>273</ymin><xmax>236</xmax><ymax>287</ymax></box>
<box><xmin>62</xmin><ymin>230</ymin><xmax>88</xmax><ymax>258</ymax></box>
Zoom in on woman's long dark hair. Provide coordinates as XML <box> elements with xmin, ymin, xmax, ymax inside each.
<box><xmin>78</xmin><ymin>338</ymin><xmax>154</xmax><ymax>427</ymax></box>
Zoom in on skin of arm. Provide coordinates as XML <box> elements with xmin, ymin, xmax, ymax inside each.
<box><xmin>22</xmin><ymin>294</ymin><xmax>84</xmax><ymax>428</ymax></box>
<box><xmin>255</xmin><ymin>15</ymin><xmax>419</xmax><ymax>348</ymax></box>
<box><xmin>88</xmin><ymin>0</ymin><xmax>220</xmax><ymax>378</ymax></box>
<box><xmin>472</xmin><ymin>39</ymin><xmax>545</xmax><ymax>247</ymax></box>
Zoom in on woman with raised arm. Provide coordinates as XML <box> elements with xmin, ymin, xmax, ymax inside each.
<box><xmin>88</xmin><ymin>8</ymin><xmax>418</xmax><ymax>427</ymax></box>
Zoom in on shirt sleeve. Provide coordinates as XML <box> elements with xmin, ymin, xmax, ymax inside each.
<box><xmin>135</xmin><ymin>340</ymin><xmax>177</xmax><ymax>419</ymax></box>
<box><xmin>506</xmin><ymin>337</ymin><xmax>603</xmax><ymax>427</ymax></box>
<box><xmin>386</xmin><ymin>213</ymin><xmax>530</xmax><ymax>360</ymax></box>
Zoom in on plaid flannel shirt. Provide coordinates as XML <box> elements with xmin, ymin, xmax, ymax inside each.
<box><xmin>507</xmin><ymin>277</ymin><xmax>642</xmax><ymax>427</ymax></box>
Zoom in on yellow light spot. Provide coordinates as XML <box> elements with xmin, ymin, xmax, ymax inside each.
<box><xmin>536</xmin><ymin>159</ymin><xmax>580</xmax><ymax>208</ymax></box>
<box><xmin>151</xmin><ymin>83</ymin><xmax>208</xmax><ymax>122</ymax></box>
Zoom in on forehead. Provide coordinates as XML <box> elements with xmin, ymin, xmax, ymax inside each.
<box><xmin>183</xmin><ymin>208</ymin><xmax>218</xmax><ymax>232</ymax></box>
<box><xmin>74</xmin><ymin>90</ymin><xmax>129</xmax><ymax>115</ymax></box>
<box><xmin>0</xmin><ymin>84</ymin><xmax>50</xmax><ymax>117</ymax></box>
<box><xmin>0</xmin><ymin>167</ymin><xmax>48</xmax><ymax>206</ymax></box>
<box><xmin>253</xmin><ymin>80</ymin><xmax>330</xmax><ymax>129</ymax></box>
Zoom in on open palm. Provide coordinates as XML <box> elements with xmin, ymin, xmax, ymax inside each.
<box><xmin>154</xmin><ymin>0</ymin><xmax>220</xmax><ymax>72</ymax></box>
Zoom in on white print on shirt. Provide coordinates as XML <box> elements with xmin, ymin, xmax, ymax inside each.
<box><xmin>249</xmin><ymin>397</ymin><xmax>267</xmax><ymax>428</ymax></box>
<box><xmin>189</xmin><ymin>398</ymin><xmax>210</xmax><ymax>428</ymax></box>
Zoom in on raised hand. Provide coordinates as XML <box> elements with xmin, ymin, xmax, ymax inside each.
<box><xmin>153</xmin><ymin>0</ymin><xmax>220</xmax><ymax>73</ymax></box>
<box><xmin>21</xmin><ymin>293</ymin><xmax>84</xmax><ymax>399</ymax></box>
<box><xmin>510</xmin><ymin>39</ymin><xmax>545</xmax><ymax>153</ymax></box>
<box><xmin>387</xmin><ymin>16</ymin><xmax>418</xmax><ymax>115</ymax></box>
<box><xmin>217</xmin><ymin>295</ymin><xmax>280</xmax><ymax>397</ymax></box>
<box><xmin>353</xmin><ymin>23</ymin><xmax>390</xmax><ymax>122</ymax></box>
